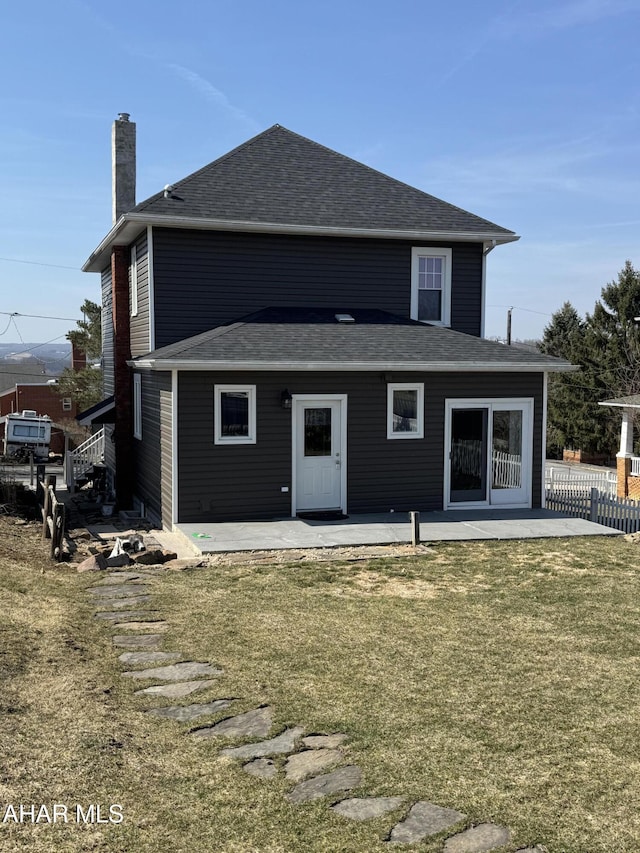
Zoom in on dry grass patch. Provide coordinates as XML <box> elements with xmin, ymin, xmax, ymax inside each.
<box><xmin>2</xmin><ymin>519</ymin><xmax>640</xmax><ymax>851</ymax></box>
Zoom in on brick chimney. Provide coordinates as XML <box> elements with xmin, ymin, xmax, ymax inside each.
<box><xmin>71</xmin><ymin>340</ymin><xmax>87</xmax><ymax>371</ymax></box>
<box><xmin>112</xmin><ymin>113</ymin><xmax>136</xmax><ymax>223</ymax></box>
<box><xmin>111</xmin><ymin>113</ymin><xmax>136</xmax><ymax>507</ymax></box>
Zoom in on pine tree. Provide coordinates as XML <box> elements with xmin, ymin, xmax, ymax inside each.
<box><xmin>541</xmin><ymin>262</ymin><xmax>640</xmax><ymax>456</ymax></box>
<box><xmin>56</xmin><ymin>299</ymin><xmax>103</xmax><ymax>412</ymax></box>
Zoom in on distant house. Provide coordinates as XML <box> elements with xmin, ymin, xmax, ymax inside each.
<box><xmin>82</xmin><ymin>115</ymin><xmax>572</xmax><ymax>528</ymax></box>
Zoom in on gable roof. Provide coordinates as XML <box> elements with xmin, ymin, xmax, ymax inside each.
<box><xmin>84</xmin><ymin>126</ymin><xmax>517</xmax><ymax>272</ymax></box>
<box><xmin>131</xmin><ymin>308</ymin><xmax>573</xmax><ymax>373</ymax></box>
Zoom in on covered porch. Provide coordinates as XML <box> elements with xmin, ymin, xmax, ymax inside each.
<box><xmin>599</xmin><ymin>395</ymin><xmax>640</xmax><ymax>499</ymax></box>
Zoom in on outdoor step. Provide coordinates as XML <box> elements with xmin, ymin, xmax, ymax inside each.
<box><xmin>135</xmin><ymin>680</ymin><xmax>219</xmax><ymax>699</ymax></box>
<box><xmin>388</xmin><ymin>802</ymin><xmax>466</xmax><ymax>845</ymax></box>
<box><xmin>95</xmin><ymin>610</ymin><xmax>157</xmax><ymax>622</ymax></box>
<box><xmin>118</xmin><ymin>652</ymin><xmax>183</xmax><ymax>666</ymax></box>
<box><xmin>95</xmin><ymin>596</ymin><xmax>153</xmax><ymax>609</ymax></box>
<box><xmin>122</xmin><ymin>661</ymin><xmax>222</xmax><ymax>681</ymax></box>
<box><xmin>112</xmin><ymin>634</ymin><xmax>164</xmax><ymax>648</ymax></box>
<box><xmin>146</xmin><ymin>699</ymin><xmax>235</xmax><ymax>722</ymax></box>
<box><xmin>284</xmin><ymin>748</ymin><xmax>343</xmax><ymax>782</ymax></box>
<box><xmin>219</xmin><ymin>726</ymin><xmax>304</xmax><ymax>761</ymax></box>
<box><xmin>113</xmin><ymin>621</ymin><xmax>169</xmax><ymax>631</ymax></box>
<box><xmin>191</xmin><ymin>706</ymin><xmax>273</xmax><ymax>740</ymax></box>
<box><xmin>332</xmin><ymin>797</ymin><xmax>405</xmax><ymax>821</ymax></box>
<box><xmin>243</xmin><ymin>758</ymin><xmax>277</xmax><ymax>779</ymax></box>
<box><xmin>89</xmin><ymin>584</ymin><xmax>151</xmax><ymax>598</ymax></box>
<box><xmin>286</xmin><ymin>765</ymin><xmax>362</xmax><ymax>804</ymax></box>
<box><xmin>443</xmin><ymin>824</ymin><xmax>511</xmax><ymax>853</ymax></box>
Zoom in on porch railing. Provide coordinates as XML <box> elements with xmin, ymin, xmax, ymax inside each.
<box><xmin>631</xmin><ymin>457</ymin><xmax>640</xmax><ymax>477</ymax></box>
<box><xmin>64</xmin><ymin>427</ymin><xmax>105</xmax><ymax>490</ymax></box>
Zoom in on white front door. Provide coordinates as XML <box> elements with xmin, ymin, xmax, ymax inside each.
<box><xmin>445</xmin><ymin>399</ymin><xmax>533</xmax><ymax>509</ymax></box>
<box><xmin>293</xmin><ymin>397</ymin><xmax>345</xmax><ymax>513</ymax></box>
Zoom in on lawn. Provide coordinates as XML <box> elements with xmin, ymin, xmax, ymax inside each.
<box><xmin>1</xmin><ymin>515</ymin><xmax>639</xmax><ymax>852</ymax></box>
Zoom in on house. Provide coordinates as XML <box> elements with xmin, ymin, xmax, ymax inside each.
<box><xmin>599</xmin><ymin>395</ymin><xmax>640</xmax><ymax>499</ymax></box>
<box><xmin>0</xmin><ymin>346</ymin><xmax>85</xmax><ymax>455</ymax></box>
<box><xmin>81</xmin><ymin>114</ymin><xmax>572</xmax><ymax>529</ymax></box>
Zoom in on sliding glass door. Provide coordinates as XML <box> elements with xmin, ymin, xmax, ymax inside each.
<box><xmin>446</xmin><ymin>400</ymin><xmax>533</xmax><ymax>508</ymax></box>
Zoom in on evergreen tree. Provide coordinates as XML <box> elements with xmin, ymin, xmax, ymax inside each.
<box><xmin>541</xmin><ymin>262</ymin><xmax>640</xmax><ymax>456</ymax></box>
<box><xmin>56</xmin><ymin>299</ymin><xmax>103</xmax><ymax>412</ymax></box>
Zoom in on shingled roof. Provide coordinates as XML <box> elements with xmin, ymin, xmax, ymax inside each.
<box><xmin>132</xmin><ymin>308</ymin><xmax>572</xmax><ymax>373</ymax></box>
<box><xmin>131</xmin><ymin>125</ymin><xmax>514</xmax><ymax>236</ymax></box>
<box><xmin>85</xmin><ymin>126</ymin><xmax>517</xmax><ymax>271</ymax></box>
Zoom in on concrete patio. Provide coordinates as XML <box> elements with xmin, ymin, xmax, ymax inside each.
<box><xmin>176</xmin><ymin>508</ymin><xmax>621</xmax><ymax>554</ymax></box>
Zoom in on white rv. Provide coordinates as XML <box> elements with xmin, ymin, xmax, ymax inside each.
<box><xmin>2</xmin><ymin>410</ymin><xmax>52</xmax><ymax>461</ymax></box>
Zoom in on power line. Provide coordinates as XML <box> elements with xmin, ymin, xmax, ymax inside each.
<box><xmin>0</xmin><ymin>311</ymin><xmax>81</xmax><ymax>322</ymax></box>
<box><xmin>0</xmin><ymin>256</ymin><xmax>79</xmax><ymax>271</ymax></box>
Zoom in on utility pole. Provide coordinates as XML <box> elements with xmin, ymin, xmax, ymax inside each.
<box><xmin>506</xmin><ymin>307</ymin><xmax>513</xmax><ymax>345</ymax></box>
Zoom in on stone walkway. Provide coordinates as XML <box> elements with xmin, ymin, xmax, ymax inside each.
<box><xmin>89</xmin><ymin>567</ymin><xmax>545</xmax><ymax>851</ymax></box>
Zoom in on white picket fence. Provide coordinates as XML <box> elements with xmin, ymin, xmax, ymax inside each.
<box><xmin>545</xmin><ymin>466</ymin><xmax>618</xmax><ymax>497</ymax></box>
<box><xmin>492</xmin><ymin>450</ymin><xmax>522</xmax><ymax>489</ymax></box>
<box><xmin>546</xmin><ymin>483</ymin><xmax>640</xmax><ymax>533</ymax></box>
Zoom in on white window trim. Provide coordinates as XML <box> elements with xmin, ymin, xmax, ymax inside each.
<box><xmin>214</xmin><ymin>385</ymin><xmax>256</xmax><ymax>445</ymax></box>
<box><xmin>410</xmin><ymin>246</ymin><xmax>452</xmax><ymax>326</ymax></box>
<box><xmin>62</xmin><ymin>398</ymin><xmax>72</xmax><ymax>411</ymax></box>
<box><xmin>387</xmin><ymin>382</ymin><xmax>424</xmax><ymax>439</ymax></box>
<box><xmin>130</xmin><ymin>243</ymin><xmax>138</xmax><ymax>317</ymax></box>
<box><xmin>133</xmin><ymin>373</ymin><xmax>142</xmax><ymax>439</ymax></box>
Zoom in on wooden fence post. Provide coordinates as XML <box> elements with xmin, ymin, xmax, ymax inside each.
<box><xmin>42</xmin><ymin>475</ymin><xmax>52</xmax><ymax>541</ymax></box>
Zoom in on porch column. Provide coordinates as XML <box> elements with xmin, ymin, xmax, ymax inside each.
<box><xmin>616</xmin><ymin>408</ymin><xmax>633</xmax><ymax>498</ymax></box>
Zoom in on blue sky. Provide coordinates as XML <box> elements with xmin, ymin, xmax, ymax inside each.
<box><xmin>1</xmin><ymin>0</ymin><xmax>639</xmax><ymax>347</ymax></box>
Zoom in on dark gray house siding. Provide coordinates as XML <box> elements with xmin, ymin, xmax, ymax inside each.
<box><xmin>130</xmin><ymin>230</ymin><xmax>151</xmax><ymax>357</ymax></box>
<box><xmin>153</xmin><ymin>230</ymin><xmax>483</xmax><ymax>348</ymax></box>
<box><xmin>133</xmin><ymin>370</ymin><xmax>172</xmax><ymax>527</ymax></box>
<box><xmin>101</xmin><ymin>266</ymin><xmax>114</xmax><ymax>395</ymax></box>
<box><xmin>176</xmin><ymin>370</ymin><xmax>543</xmax><ymax>523</ymax></box>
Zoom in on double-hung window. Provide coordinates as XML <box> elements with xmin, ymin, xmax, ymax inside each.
<box><xmin>214</xmin><ymin>385</ymin><xmax>256</xmax><ymax>445</ymax></box>
<box><xmin>387</xmin><ymin>383</ymin><xmax>424</xmax><ymax>439</ymax></box>
<box><xmin>411</xmin><ymin>247</ymin><xmax>452</xmax><ymax>325</ymax></box>
<box><xmin>130</xmin><ymin>244</ymin><xmax>138</xmax><ymax>317</ymax></box>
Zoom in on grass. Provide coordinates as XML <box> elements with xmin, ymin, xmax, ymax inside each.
<box><xmin>1</xmin><ymin>517</ymin><xmax>640</xmax><ymax>852</ymax></box>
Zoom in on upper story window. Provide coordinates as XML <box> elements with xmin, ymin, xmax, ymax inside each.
<box><xmin>133</xmin><ymin>373</ymin><xmax>142</xmax><ymax>439</ymax></box>
<box><xmin>410</xmin><ymin>247</ymin><xmax>452</xmax><ymax>326</ymax></box>
<box><xmin>214</xmin><ymin>385</ymin><xmax>256</xmax><ymax>445</ymax></box>
<box><xmin>62</xmin><ymin>398</ymin><xmax>72</xmax><ymax>412</ymax></box>
<box><xmin>130</xmin><ymin>244</ymin><xmax>138</xmax><ymax>317</ymax></box>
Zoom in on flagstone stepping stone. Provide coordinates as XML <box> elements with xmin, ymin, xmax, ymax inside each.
<box><xmin>135</xmin><ymin>679</ymin><xmax>218</xmax><ymax>699</ymax></box>
<box><xmin>122</xmin><ymin>661</ymin><xmax>221</xmax><ymax>681</ymax></box>
<box><xmin>284</xmin><ymin>748</ymin><xmax>343</xmax><ymax>782</ymax></box>
<box><xmin>444</xmin><ymin>824</ymin><xmax>511</xmax><ymax>853</ymax></box>
<box><xmin>243</xmin><ymin>758</ymin><xmax>277</xmax><ymax>779</ymax></box>
<box><xmin>96</xmin><ymin>596</ymin><xmax>152</xmax><ymax>609</ymax></box>
<box><xmin>332</xmin><ymin>797</ymin><xmax>405</xmax><ymax>821</ymax></box>
<box><xmin>220</xmin><ymin>726</ymin><xmax>305</xmax><ymax>760</ymax></box>
<box><xmin>302</xmin><ymin>734</ymin><xmax>348</xmax><ymax>749</ymax></box>
<box><xmin>93</xmin><ymin>572</ymin><xmax>152</xmax><ymax>584</ymax></box>
<box><xmin>286</xmin><ymin>765</ymin><xmax>362</xmax><ymax>804</ymax></box>
<box><xmin>90</xmin><ymin>584</ymin><xmax>151</xmax><ymax>597</ymax></box>
<box><xmin>114</xmin><ymin>621</ymin><xmax>169</xmax><ymax>631</ymax></box>
<box><xmin>146</xmin><ymin>699</ymin><xmax>234</xmax><ymax>722</ymax></box>
<box><xmin>95</xmin><ymin>610</ymin><xmax>157</xmax><ymax>622</ymax></box>
<box><xmin>118</xmin><ymin>651</ymin><xmax>183</xmax><ymax>666</ymax></box>
<box><xmin>515</xmin><ymin>848</ymin><xmax>546</xmax><ymax>853</ymax></box>
<box><xmin>191</xmin><ymin>706</ymin><xmax>273</xmax><ymax>740</ymax></box>
<box><xmin>112</xmin><ymin>634</ymin><xmax>164</xmax><ymax>648</ymax></box>
<box><xmin>388</xmin><ymin>802</ymin><xmax>466</xmax><ymax>844</ymax></box>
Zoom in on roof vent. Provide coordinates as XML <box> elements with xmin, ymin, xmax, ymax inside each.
<box><xmin>335</xmin><ymin>313</ymin><xmax>355</xmax><ymax>324</ymax></box>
